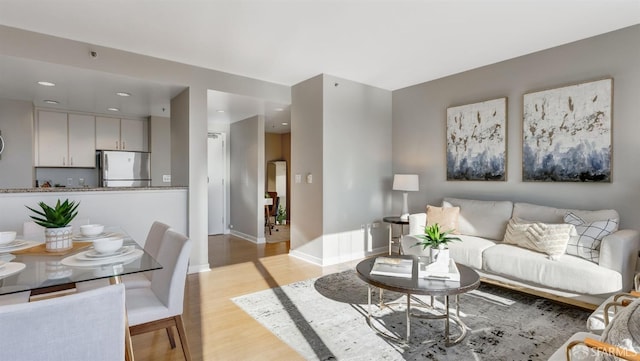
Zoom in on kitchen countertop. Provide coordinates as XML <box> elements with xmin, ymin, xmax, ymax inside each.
<box><xmin>0</xmin><ymin>186</ymin><xmax>187</xmax><ymax>193</ymax></box>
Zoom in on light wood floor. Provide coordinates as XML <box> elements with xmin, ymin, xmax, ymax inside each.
<box><xmin>132</xmin><ymin>234</ymin><xmax>356</xmax><ymax>361</ymax></box>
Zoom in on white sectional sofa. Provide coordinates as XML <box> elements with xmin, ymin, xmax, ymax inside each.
<box><xmin>401</xmin><ymin>197</ymin><xmax>640</xmax><ymax>309</ymax></box>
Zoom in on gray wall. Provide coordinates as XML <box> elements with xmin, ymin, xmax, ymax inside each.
<box><xmin>291</xmin><ymin>75</ymin><xmax>324</xmax><ymax>258</ymax></box>
<box><xmin>170</xmin><ymin>89</ymin><xmax>190</xmax><ymax>187</ymax></box>
<box><xmin>323</xmin><ymin>74</ymin><xmax>392</xmax><ymax>233</ymax></box>
<box><xmin>392</xmin><ymin>24</ymin><xmax>640</xmax><ymax>229</ymax></box>
<box><xmin>0</xmin><ymin>98</ymin><xmax>33</xmax><ymax>188</ymax></box>
<box><xmin>291</xmin><ymin>74</ymin><xmax>392</xmax><ymax>265</ymax></box>
<box><xmin>150</xmin><ymin>115</ymin><xmax>171</xmax><ymax>186</ymax></box>
<box><xmin>230</xmin><ymin>115</ymin><xmax>265</xmax><ymax>242</ymax></box>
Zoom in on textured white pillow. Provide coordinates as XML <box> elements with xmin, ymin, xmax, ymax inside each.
<box><xmin>503</xmin><ymin>218</ymin><xmax>575</xmax><ymax>260</ymax></box>
<box><xmin>564</xmin><ymin>212</ymin><xmax>618</xmax><ymax>264</ymax></box>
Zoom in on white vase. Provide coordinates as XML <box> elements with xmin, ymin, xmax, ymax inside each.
<box><xmin>429</xmin><ymin>245</ymin><xmax>450</xmax><ymax>266</ymax></box>
<box><xmin>44</xmin><ymin>226</ymin><xmax>73</xmax><ymax>252</ymax></box>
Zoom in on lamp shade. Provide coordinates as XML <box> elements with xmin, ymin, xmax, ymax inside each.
<box><xmin>392</xmin><ymin>174</ymin><xmax>419</xmax><ymax>192</ymax></box>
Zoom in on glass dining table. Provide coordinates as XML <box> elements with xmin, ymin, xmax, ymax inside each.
<box><xmin>0</xmin><ymin>227</ymin><xmax>162</xmax><ymax>361</ymax></box>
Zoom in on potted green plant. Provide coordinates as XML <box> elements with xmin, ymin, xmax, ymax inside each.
<box><xmin>276</xmin><ymin>204</ymin><xmax>287</xmax><ymax>225</ymax></box>
<box><xmin>26</xmin><ymin>199</ymin><xmax>79</xmax><ymax>252</ymax></box>
<box><xmin>412</xmin><ymin>223</ymin><xmax>461</xmax><ymax>264</ymax></box>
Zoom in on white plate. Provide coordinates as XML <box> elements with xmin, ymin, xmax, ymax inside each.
<box><xmin>0</xmin><ymin>262</ymin><xmax>26</xmax><ymax>279</ymax></box>
<box><xmin>0</xmin><ymin>239</ymin><xmax>28</xmax><ymax>250</ymax></box>
<box><xmin>61</xmin><ymin>249</ymin><xmax>143</xmax><ymax>268</ymax></box>
<box><xmin>80</xmin><ymin>246</ymin><xmax>135</xmax><ymax>260</ymax></box>
<box><xmin>73</xmin><ymin>232</ymin><xmax>123</xmax><ymax>241</ymax></box>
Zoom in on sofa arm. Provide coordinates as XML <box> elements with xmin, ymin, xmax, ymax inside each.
<box><xmin>400</xmin><ymin>235</ymin><xmax>429</xmax><ymax>256</ymax></box>
<box><xmin>599</xmin><ymin>229</ymin><xmax>640</xmax><ymax>292</ymax></box>
<box><xmin>408</xmin><ymin>213</ymin><xmax>426</xmax><ymax>236</ymax></box>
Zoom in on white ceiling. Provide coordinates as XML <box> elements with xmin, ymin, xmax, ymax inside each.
<box><xmin>0</xmin><ymin>0</ymin><xmax>638</xmax><ymax>127</ymax></box>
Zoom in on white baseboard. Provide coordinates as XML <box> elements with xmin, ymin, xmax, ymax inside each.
<box><xmin>188</xmin><ymin>263</ymin><xmax>210</xmax><ymax>274</ymax></box>
<box><xmin>289</xmin><ymin>249</ymin><xmax>323</xmax><ymax>266</ymax></box>
<box><xmin>230</xmin><ymin>230</ymin><xmax>265</xmax><ymax>244</ymax></box>
<box><xmin>289</xmin><ymin>246</ymin><xmax>387</xmax><ymax>267</ymax></box>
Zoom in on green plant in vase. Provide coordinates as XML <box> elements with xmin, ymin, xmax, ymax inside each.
<box><xmin>276</xmin><ymin>204</ymin><xmax>287</xmax><ymax>225</ymax></box>
<box><xmin>412</xmin><ymin>223</ymin><xmax>460</xmax><ymax>265</ymax></box>
<box><xmin>26</xmin><ymin>199</ymin><xmax>79</xmax><ymax>252</ymax></box>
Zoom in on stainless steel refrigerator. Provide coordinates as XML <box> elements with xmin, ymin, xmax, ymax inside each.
<box><xmin>97</xmin><ymin>150</ymin><xmax>151</xmax><ymax>187</ymax></box>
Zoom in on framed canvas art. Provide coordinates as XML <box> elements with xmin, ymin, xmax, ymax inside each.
<box><xmin>522</xmin><ymin>78</ymin><xmax>612</xmax><ymax>182</ymax></box>
<box><xmin>446</xmin><ymin>97</ymin><xmax>507</xmax><ymax>181</ymax></box>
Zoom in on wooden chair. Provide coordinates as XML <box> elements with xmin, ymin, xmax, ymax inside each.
<box><xmin>126</xmin><ymin>229</ymin><xmax>192</xmax><ymax>360</ymax></box>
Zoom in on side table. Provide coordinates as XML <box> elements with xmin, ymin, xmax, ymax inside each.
<box><xmin>383</xmin><ymin>216</ymin><xmax>409</xmax><ymax>255</ymax></box>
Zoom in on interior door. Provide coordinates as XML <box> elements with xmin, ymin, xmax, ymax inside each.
<box><xmin>208</xmin><ymin>133</ymin><xmax>225</xmax><ymax>235</ymax></box>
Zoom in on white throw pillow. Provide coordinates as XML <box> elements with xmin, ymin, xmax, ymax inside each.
<box><xmin>503</xmin><ymin>217</ymin><xmax>575</xmax><ymax>260</ymax></box>
<box><xmin>564</xmin><ymin>212</ymin><xmax>618</xmax><ymax>264</ymax></box>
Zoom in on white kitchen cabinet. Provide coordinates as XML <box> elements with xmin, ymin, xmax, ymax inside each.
<box><xmin>36</xmin><ymin>111</ymin><xmax>96</xmax><ymax>167</ymax></box>
<box><xmin>67</xmin><ymin>114</ymin><xmax>96</xmax><ymax>167</ymax></box>
<box><xmin>37</xmin><ymin>111</ymin><xmax>68</xmax><ymax>167</ymax></box>
<box><xmin>95</xmin><ymin>116</ymin><xmax>121</xmax><ymax>150</ymax></box>
<box><xmin>121</xmin><ymin>118</ymin><xmax>147</xmax><ymax>151</ymax></box>
<box><xmin>96</xmin><ymin>117</ymin><xmax>148</xmax><ymax>151</ymax></box>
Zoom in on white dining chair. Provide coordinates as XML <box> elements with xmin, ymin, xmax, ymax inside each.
<box><xmin>121</xmin><ymin>220</ymin><xmax>170</xmax><ymax>288</ymax></box>
<box><xmin>0</xmin><ymin>291</ymin><xmax>30</xmax><ymax>305</ymax></box>
<box><xmin>22</xmin><ymin>221</ymin><xmax>44</xmax><ymax>242</ymax></box>
<box><xmin>127</xmin><ymin>228</ymin><xmax>192</xmax><ymax>360</ymax></box>
<box><xmin>0</xmin><ymin>283</ymin><xmax>125</xmax><ymax>361</ymax></box>
<box><xmin>75</xmin><ymin>220</ymin><xmax>170</xmax><ymax>292</ymax></box>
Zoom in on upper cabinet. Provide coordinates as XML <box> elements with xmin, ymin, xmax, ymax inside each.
<box><xmin>96</xmin><ymin>117</ymin><xmax>148</xmax><ymax>152</ymax></box>
<box><xmin>36</xmin><ymin>110</ymin><xmax>96</xmax><ymax>167</ymax></box>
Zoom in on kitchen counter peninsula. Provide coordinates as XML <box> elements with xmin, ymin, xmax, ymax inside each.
<box><xmin>0</xmin><ymin>186</ymin><xmax>187</xmax><ymax>193</ymax></box>
<box><xmin>0</xmin><ymin>187</ymin><xmax>187</xmax><ymax>247</ymax></box>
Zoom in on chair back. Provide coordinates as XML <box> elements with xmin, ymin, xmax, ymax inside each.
<box><xmin>144</xmin><ymin>221</ymin><xmax>171</xmax><ymax>259</ymax></box>
<box><xmin>0</xmin><ymin>283</ymin><xmax>125</xmax><ymax>361</ymax></box>
<box><xmin>22</xmin><ymin>221</ymin><xmax>44</xmax><ymax>242</ymax></box>
<box><xmin>151</xmin><ymin>229</ymin><xmax>192</xmax><ymax>316</ymax></box>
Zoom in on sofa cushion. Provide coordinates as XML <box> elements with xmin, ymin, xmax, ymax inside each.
<box><xmin>503</xmin><ymin>217</ymin><xmax>575</xmax><ymax>260</ymax></box>
<box><xmin>447</xmin><ymin>234</ymin><xmax>496</xmax><ymax>270</ymax></box>
<box><xmin>565</xmin><ymin>212</ymin><xmax>618</xmax><ymax>264</ymax></box>
<box><xmin>442</xmin><ymin>197</ymin><xmax>513</xmax><ymax>240</ymax></box>
<box><xmin>426</xmin><ymin>205</ymin><xmax>460</xmax><ymax>234</ymax></box>
<box><xmin>483</xmin><ymin>244</ymin><xmax>623</xmax><ymax>295</ymax></box>
<box><xmin>513</xmin><ymin>202</ymin><xmax>619</xmax><ymax>227</ymax></box>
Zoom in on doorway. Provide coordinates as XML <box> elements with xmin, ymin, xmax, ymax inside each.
<box><xmin>208</xmin><ymin>133</ymin><xmax>226</xmax><ymax>235</ymax></box>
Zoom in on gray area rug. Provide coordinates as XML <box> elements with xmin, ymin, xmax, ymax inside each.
<box><xmin>232</xmin><ymin>270</ymin><xmax>589</xmax><ymax>361</ymax></box>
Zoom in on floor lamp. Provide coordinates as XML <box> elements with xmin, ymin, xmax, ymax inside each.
<box><xmin>393</xmin><ymin>174</ymin><xmax>419</xmax><ymax>221</ymax></box>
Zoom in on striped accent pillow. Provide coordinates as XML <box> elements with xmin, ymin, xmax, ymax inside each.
<box><xmin>564</xmin><ymin>212</ymin><xmax>618</xmax><ymax>263</ymax></box>
<box><xmin>503</xmin><ymin>218</ymin><xmax>575</xmax><ymax>260</ymax></box>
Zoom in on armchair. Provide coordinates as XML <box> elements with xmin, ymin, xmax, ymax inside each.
<box><xmin>549</xmin><ymin>297</ymin><xmax>640</xmax><ymax>361</ymax></box>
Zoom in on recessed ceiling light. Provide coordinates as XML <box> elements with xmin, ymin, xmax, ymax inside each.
<box><xmin>107</xmin><ymin>107</ymin><xmax>120</xmax><ymax>112</ymax></box>
<box><xmin>37</xmin><ymin>81</ymin><xmax>55</xmax><ymax>87</ymax></box>
<box><xmin>281</xmin><ymin>122</ymin><xmax>289</xmax><ymax>126</ymax></box>
<box><xmin>274</xmin><ymin>108</ymin><xmax>284</xmax><ymax>112</ymax></box>
<box><xmin>116</xmin><ymin>92</ymin><xmax>131</xmax><ymax>97</ymax></box>
<box><xmin>43</xmin><ymin>100</ymin><xmax>59</xmax><ymax>104</ymax></box>
<box><xmin>217</xmin><ymin>110</ymin><xmax>225</xmax><ymax>113</ymax></box>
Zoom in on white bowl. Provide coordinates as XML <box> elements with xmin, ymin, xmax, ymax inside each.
<box><xmin>80</xmin><ymin>224</ymin><xmax>104</xmax><ymax>237</ymax></box>
<box><xmin>92</xmin><ymin>237</ymin><xmax>123</xmax><ymax>254</ymax></box>
<box><xmin>0</xmin><ymin>231</ymin><xmax>17</xmax><ymax>245</ymax></box>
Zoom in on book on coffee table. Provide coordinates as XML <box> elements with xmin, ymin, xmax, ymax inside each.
<box><xmin>370</xmin><ymin>257</ymin><xmax>413</xmax><ymax>278</ymax></box>
<box><xmin>419</xmin><ymin>259</ymin><xmax>460</xmax><ymax>281</ymax></box>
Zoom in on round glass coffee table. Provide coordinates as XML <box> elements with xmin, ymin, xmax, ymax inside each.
<box><xmin>356</xmin><ymin>255</ymin><xmax>480</xmax><ymax>346</ymax></box>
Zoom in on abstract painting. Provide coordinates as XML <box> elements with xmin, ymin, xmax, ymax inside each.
<box><xmin>447</xmin><ymin>97</ymin><xmax>507</xmax><ymax>181</ymax></box>
<box><xmin>523</xmin><ymin>78</ymin><xmax>612</xmax><ymax>182</ymax></box>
